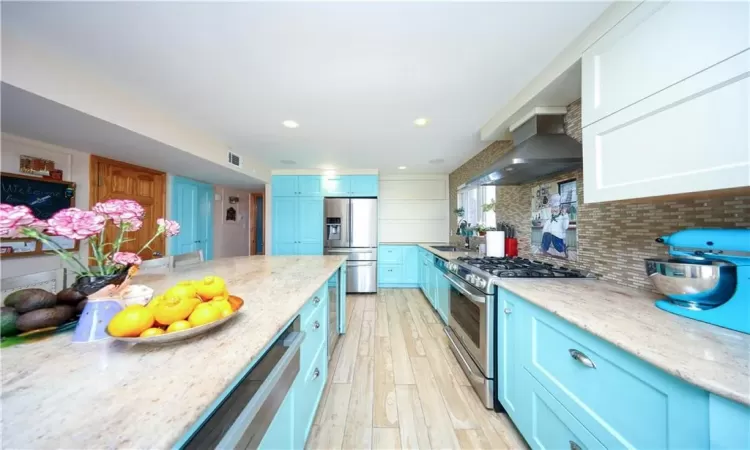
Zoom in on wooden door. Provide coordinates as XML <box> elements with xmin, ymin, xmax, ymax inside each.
<box><xmin>90</xmin><ymin>156</ymin><xmax>166</xmax><ymax>260</ymax></box>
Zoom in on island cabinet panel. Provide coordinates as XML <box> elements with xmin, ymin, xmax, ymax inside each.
<box><xmin>295</xmin><ymin>339</ymin><xmax>328</xmax><ymax>448</ymax></box>
<box><xmin>502</xmin><ymin>289</ymin><xmax>712</xmax><ymax>450</ymax></box>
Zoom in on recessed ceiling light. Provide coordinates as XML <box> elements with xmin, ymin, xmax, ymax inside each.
<box><xmin>280</xmin><ymin>160</ymin><xmax>296</xmax><ymax>165</ymax></box>
<box><xmin>398</xmin><ymin>166</ymin><xmax>407</xmax><ymax>170</ymax></box>
<box><xmin>282</xmin><ymin>120</ymin><xmax>299</xmax><ymax>128</ymax></box>
<box><xmin>429</xmin><ymin>158</ymin><xmax>444</xmax><ymax>165</ymax></box>
<box><xmin>413</xmin><ymin>117</ymin><xmax>430</xmax><ymax>127</ymax></box>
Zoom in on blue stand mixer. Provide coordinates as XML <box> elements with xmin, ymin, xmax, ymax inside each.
<box><xmin>645</xmin><ymin>228</ymin><xmax>749</xmax><ymax>334</ymax></box>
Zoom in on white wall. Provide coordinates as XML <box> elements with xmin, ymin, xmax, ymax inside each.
<box><xmin>0</xmin><ymin>133</ymin><xmax>90</xmax><ymax>278</ymax></box>
<box><xmin>213</xmin><ymin>185</ymin><xmax>255</xmax><ymax>259</ymax></box>
<box><xmin>379</xmin><ymin>174</ymin><xmax>450</xmax><ymax>243</ymax></box>
<box><xmin>2</xmin><ymin>33</ymin><xmax>271</xmax><ymax>183</ymax></box>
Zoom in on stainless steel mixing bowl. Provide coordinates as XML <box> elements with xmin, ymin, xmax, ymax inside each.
<box><xmin>644</xmin><ymin>258</ymin><xmax>737</xmax><ymax>310</ymax></box>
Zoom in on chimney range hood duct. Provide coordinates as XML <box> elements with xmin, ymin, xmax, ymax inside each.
<box><xmin>459</xmin><ymin>112</ymin><xmax>582</xmax><ymax>189</ymax></box>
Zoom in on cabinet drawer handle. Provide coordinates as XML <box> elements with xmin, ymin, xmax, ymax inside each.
<box><xmin>313</xmin><ymin>296</ymin><xmax>321</xmax><ymax>305</ymax></box>
<box><xmin>569</xmin><ymin>349</ymin><xmax>596</xmax><ymax>369</ymax></box>
<box><xmin>312</xmin><ymin>368</ymin><xmax>320</xmax><ymax>380</ymax></box>
<box><xmin>504</xmin><ymin>308</ymin><xmax>512</xmax><ymax>315</ymax></box>
<box><xmin>570</xmin><ymin>441</ymin><xmax>582</xmax><ymax>450</ymax></box>
<box><xmin>312</xmin><ymin>320</ymin><xmax>320</xmax><ymax>330</ymax></box>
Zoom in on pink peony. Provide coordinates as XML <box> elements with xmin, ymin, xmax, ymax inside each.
<box><xmin>93</xmin><ymin>199</ymin><xmax>145</xmax><ymax>226</ymax></box>
<box><xmin>157</xmin><ymin>218</ymin><xmax>180</xmax><ymax>237</ymax></box>
<box><xmin>47</xmin><ymin>208</ymin><xmax>106</xmax><ymax>240</ymax></box>
<box><xmin>0</xmin><ymin>204</ymin><xmax>37</xmax><ymax>238</ymax></box>
<box><xmin>111</xmin><ymin>251</ymin><xmax>142</xmax><ymax>266</ymax></box>
<box><xmin>124</xmin><ymin>217</ymin><xmax>143</xmax><ymax>232</ymax></box>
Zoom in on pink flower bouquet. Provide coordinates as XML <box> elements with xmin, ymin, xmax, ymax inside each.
<box><xmin>0</xmin><ymin>200</ymin><xmax>180</xmax><ymax>279</ymax></box>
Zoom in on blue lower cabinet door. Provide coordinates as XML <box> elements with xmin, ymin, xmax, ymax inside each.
<box><xmin>379</xmin><ymin>264</ymin><xmax>403</xmax><ymax>285</ymax></box>
<box><xmin>517</xmin><ymin>369</ymin><xmax>605</xmax><ymax>450</ymax></box>
<box><xmin>403</xmin><ymin>246</ymin><xmax>419</xmax><ymax>284</ymax></box>
<box><xmin>258</xmin><ymin>387</ymin><xmax>295</xmax><ymax>450</ymax></box>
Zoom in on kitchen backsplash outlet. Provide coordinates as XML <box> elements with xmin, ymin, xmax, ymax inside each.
<box><xmin>450</xmin><ymin>99</ymin><xmax>750</xmax><ymax>292</ymax></box>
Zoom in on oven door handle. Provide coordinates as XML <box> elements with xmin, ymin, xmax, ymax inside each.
<box><xmin>443</xmin><ymin>272</ymin><xmax>486</xmax><ymax>304</ymax></box>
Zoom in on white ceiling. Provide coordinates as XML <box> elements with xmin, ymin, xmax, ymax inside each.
<box><xmin>1</xmin><ymin>1</ymin><xmax>610</xmax><ymax>174</ymax></box>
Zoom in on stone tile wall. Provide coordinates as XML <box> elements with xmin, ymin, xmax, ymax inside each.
<box><xmin>449</xmin><ymin>100</ymin><xmax>750</xmax><ymax>292</ymax></box>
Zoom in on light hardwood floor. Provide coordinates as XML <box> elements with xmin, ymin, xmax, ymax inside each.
<box><xmin>307</xmin><ymin>289</ymin><xmax>528</xmax><ymax>450</ymax></box>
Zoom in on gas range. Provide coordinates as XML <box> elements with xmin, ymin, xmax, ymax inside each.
<box><xmin>437</xmin><ymin>256</ymin><xmax>588</xmax><ymax>294</ymax></box>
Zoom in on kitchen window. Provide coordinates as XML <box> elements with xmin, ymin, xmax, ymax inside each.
<box><xmin>457</xmin><ymin>186</ymin><xmax>496</xmax><ymax>227</ymax></box>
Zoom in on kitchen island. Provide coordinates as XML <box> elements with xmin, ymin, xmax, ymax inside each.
<box><xmin>1</xmin><ymin>255</ymin><xmax>347</xmax><ymax>449</ymax></box>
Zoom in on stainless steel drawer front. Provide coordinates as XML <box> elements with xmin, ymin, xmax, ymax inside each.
<box><xmin>184</xmin><ymin>322</ymin><xmax>304</xmax><ymax>449</ymax></box>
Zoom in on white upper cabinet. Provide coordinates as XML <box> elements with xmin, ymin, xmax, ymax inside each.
<box><xmin>581</xmin><ymin>0</ymin><xmax>750</xmax><ymax>203</ymax></box>
<box><xmin>582</xmin><ymin>1</ymin><xmax>749</xmax><ymax>127</ymax></box>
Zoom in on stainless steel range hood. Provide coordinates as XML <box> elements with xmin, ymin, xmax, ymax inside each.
<box><xmin>459</xmin><ymin>112</ymin><xmax>582</xmax><ymax>189</ymax></box>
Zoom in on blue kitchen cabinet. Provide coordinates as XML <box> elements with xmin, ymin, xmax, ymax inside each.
<box><xmin>496</xmin><ymin>290</ymin><xmax>519</xmax><ymax>418</ymax></box>
<box><xmin>709</xmin><ymin>394</ymin><xmax>750</xmax><ymax>450</ymax></box>
<box><xmin>377</xmin><ymin>245</ymin><xmax>419</xmax><ymax>288</ymax></box>
<box><xmin>435</xmin><ymin>269</ymin><xmax>450</xmax><ymax>324</ymax></box>
<box><xmin>380</xmin><ymin>245</ymin><xmax>404</xmax><ymax>264</ymax></box>
<box><xmin>402</xmin><ymin>246</ymin><xmax>419</xmax><ymax>285</ymax></box>
<box><xmin>322</xmin><ymin>175</ymin><xmax>378</xmax><ymax>197</ymax></box>
<box><xmin>272</xmin><ymin>196</ymin><xmax>323</xmax><ymax>255</ymax></box>
<box><xmin>272</xmin><ymin>175</ymin><xmax>322</xmax><ymax>197</ymax></box>
<box><xmin>258</xmin><ymin>388</ymin><xmax>295</xmax><ymax>450</ymax></box>
<box><xmin>322</xmin><ymin>175</ymin><xmax>350</xmax><ymax>197</ymax></box>
<box><xmin>297</xmin><ymin>176</ymin><xmax>323</xmax><ymax>197</ymax></box>
<box><xmin>297</xmin><ymin>197</ymin><xmax>324</xmax><ymax>255</ymax></box>
<box><xmin>502</xmin><ymin>288</ymin><xmax>716</xmax><ymax>450</ymax></box>
<box><xmin>418</xmin><ymin>248</ymin><xmax>426</xmax><ymax>293</ymax></box>
<box><xmin>349</xmin><ymin>175</ymin><xmax>378</xmax><ymax>196</ymax></box>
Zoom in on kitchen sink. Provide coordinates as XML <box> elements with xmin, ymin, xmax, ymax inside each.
<box><xmin>431</xmin><ymin>245</ymin><xmax>459</xmax><ymax>251</ymax></box>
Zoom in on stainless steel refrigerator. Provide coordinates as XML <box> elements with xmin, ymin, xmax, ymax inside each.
<box><xmin>324</xmin><ymin>198</ymin><xmax>377</xmax><ymax>293</ymax></box>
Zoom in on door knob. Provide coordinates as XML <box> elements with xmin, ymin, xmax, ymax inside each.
<box><xmin>504</xmin><ymin>308</ymin><xmax>512</xmax><ymax>315</ymax></box>
<box><xmin>153</xmin><ymin>251</ymin><xmax>163</xmax><ymax>257</ymax></box>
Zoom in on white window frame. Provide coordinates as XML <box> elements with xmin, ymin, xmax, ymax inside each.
<box><xmin>457</xmin><ymin>186</ymin><xmax>496</xmax><ymax>227</ymax></box>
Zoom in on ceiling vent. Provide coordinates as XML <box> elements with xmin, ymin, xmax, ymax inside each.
<box><xmin>227</xmin><ymin>151</ymin><xmax>242</xmax><ymax>168</ymax></box>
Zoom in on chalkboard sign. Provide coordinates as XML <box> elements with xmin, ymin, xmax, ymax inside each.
<box><xmin>1</xmin><ymin>172</ymin><xmax>76</xmax><ymax>219</ymax></box>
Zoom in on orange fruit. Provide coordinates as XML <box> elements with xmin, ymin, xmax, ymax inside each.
<box><xmin>228</xmin><ymin>296</ymin><xmax>244</xmax><ymax>312</ymax></box>
<box><xmin>108</xmin><ymin>305</ymin><xmax>155</xmax><ymax>337</ymax></box>
<box><xmin>140</xmin><ymin>327</ymin><xmax>165</xmax><ymax>338</ymax></box>
<box><xmin>188</xmin><ymin>303</ymin><xmax>221</xmax><ymax>327</ymax></box>
<box><xmin>194</xmin><ymin>276</ymin><xmax>227</xmax><ymax>301</ymax></box>
<box><xmin>153</xmin><ymin>296</ymin><xmax>197</xmax><ymax>325</ymax></box>
<box><xmin>165</xmin><ymin>281</ymin><xmax>198</xmax><ymax>300</ymax></box>
<box><xmin>166</xmin><ymin>320</ymin><xmax>192</xmax><ymax>333</ymax></box>
<box><xmin>211</xmin><ymin>299</ymin><xmax>234</xmax><ymax>317</ymax></box>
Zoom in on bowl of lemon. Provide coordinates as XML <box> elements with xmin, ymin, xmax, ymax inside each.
<box><xmin>106</xmin><ymin>276</ymin><xmax>244</xmax><ymax>344</ymax></box>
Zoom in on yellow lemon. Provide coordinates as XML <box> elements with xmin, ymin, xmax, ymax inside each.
<box><xmin>108</xmin><ymin>305</ymin><xmax>155</xmax><ymax>337</ymax></box>
<box><xmin>139</xmin><ymin>327</ymin><xmax>166</xmax><ymax>338</ymax></box>
<box><xmin>165</xmin><ymin>280</ymin><xmax>198</xmax><ymax>300</ymax></box>
<box><xmin>194</xmin><ymin>276</ymin><xmax>227</xmax><ymax>301</ymax></box>
<box><xmin>211</xmin><ymin>299</ymin><xmax>234</xmax><ymax>317</ymax></box>
<box><xmin>188</xmin><ymin>303</ymin><xmax>221</xmax><ymax>327</ymax></box>
<box><xmin>153</xmin><ymin>296</ymin><xmax>196</xmax><ymax>325</ymax></box>
<box><xmin>166</xmin><ymin>320</ymin><xmax>192</xmax><ymax>333</ymax></box>
<box><xmin>146</xmin><ymin>295</ymin><xmax>164</xmax><ymax>310</ymax></box>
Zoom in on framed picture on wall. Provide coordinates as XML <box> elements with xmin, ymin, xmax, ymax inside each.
<box><xmin>530</xmin><ymin>179</ymin><xmax>578</xmax><ymax>261</ymax></box>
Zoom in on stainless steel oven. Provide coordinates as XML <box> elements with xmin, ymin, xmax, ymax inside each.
<box><xmin>442</xmin><ymin>271</ymin><xmax>495</xmax><ymax>408</ymax></box>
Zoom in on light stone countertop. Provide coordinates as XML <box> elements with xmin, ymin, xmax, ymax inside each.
<box><xmin>1</xmin><ymin>255</ymin><xmax>347</xmax><ymax>449</ymax></box>
<box><xmin>379</xmin><ymin>241</ymin><xmax>480</xmax><ymax>260</ymax></box>
<box><xmin>497</xmin><ymin>278</ymin><xmax>750</xmax><ymax>406</ymax></box>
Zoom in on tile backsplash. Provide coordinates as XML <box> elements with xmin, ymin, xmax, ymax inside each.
<box><xmin>449</xmin><ymin>100</ymin><xmax>750</xmax><ymax>292</ymax></box>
